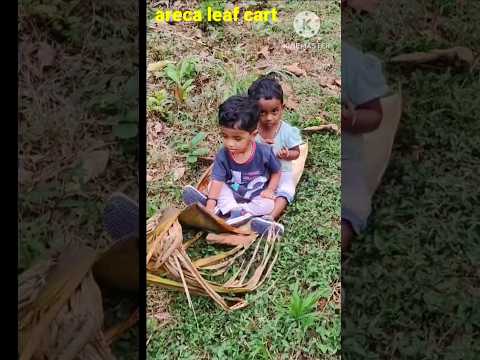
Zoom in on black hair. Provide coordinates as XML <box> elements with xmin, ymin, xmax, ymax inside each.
<box><xmin>247</xmin><ymin>75</ymin><xmax>283</xmax><ymax>103</ymax></box>
<box><xmin>218</xmin><ymin>95</ymin><xmax>259</xmax><ymax>133</ymax></box>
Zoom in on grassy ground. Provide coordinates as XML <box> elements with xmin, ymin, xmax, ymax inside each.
<box><xmin>19</xmin><ymin>1</ymin><xmax>139</xmax><ymax>358</ymax></box>
<box><xmin>147</xmin><ymin>1</ymin><xmax>341</xmax><ymax>358</ymax></box>
<box><xmin>343</xmin><ymin>1</ymin><xmax>480</xmax><ymax>358</ymax></box>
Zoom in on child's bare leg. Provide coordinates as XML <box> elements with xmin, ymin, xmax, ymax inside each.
<box><xmin>215</xmin><ymin>183</ymin><xmax>241</xmax><ymax>215</ymax></box>
<box><xmin>270</xmin><ymin>197</ymin><xmax>288</xmax><ymax>220</ymax></box>
<box><xmin>341</xmin><ymin>219</ymin><xmax>354</xmax><ymax>253</ymax></box>
<box><xmin>243</xmin><ymin>196</ymin><xmax>274</xmax><ymax>216</ymax></box>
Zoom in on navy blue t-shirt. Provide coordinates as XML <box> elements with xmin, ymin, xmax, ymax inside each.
<box><xmin>212</xmin><ymin>142</ymin><xmax>281</xmax><ymax>202</ymax></box>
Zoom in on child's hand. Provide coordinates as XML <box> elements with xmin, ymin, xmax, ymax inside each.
<box><xmin>277</xmin><ymin>148</ymin><xmax>289</xmax><ymax>159</ymax></box>
<box><xmin>260</xmin><ymin>189</ymin><xmax>276</xmax><ymax>200</ymax></box>
<box><xmin>341</xmin><ymin>101</ymin><xmax>357</xmax><ymax>131</ymax></box>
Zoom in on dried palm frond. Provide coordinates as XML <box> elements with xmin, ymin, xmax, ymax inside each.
<box><xmin>147</xmin><ymin>207</ymin><xmax>282</xmax><ymax>311</ymax></box>
<box><xmin>18</xmin><ymin>244</ymin><xmax>114</xmax><ymax>360</ymax></box>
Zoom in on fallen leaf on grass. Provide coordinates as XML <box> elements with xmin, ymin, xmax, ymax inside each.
<box><xmin>172</xmin><ymin>166</ymin><xmax>186</xmax><ymax>180</ymax></box>
<box><xmin>302</xmin><ymin>124</ymin><xmax>339</xmax><ymax>135</ymax></box>
<box><xmin>153</xmin><ymin>122</ymin><xmax>164</xmax><ymax>135</ymax></box>
<box><xmin>257</xmin><ymin>45</ymin><xmax>272</xmax><ymax>60</ymax></box>
<box><xmin>285</xmin><ymin>63</ymin><xmax>306</xmax><ymax>77</ymax></box>
<box><xmin>148</xmin><ymin>61</ymin><xmax>171</xmax><ymax>73</ymax></box>
<box><xmin>198</xmin><ymin>156</ymin><xmax>215</xmax><ymax>163</ymax></box>
<box><xmin>81</xmin><ymin>150</ymin><xmax>109</xmax><ymax>182</ymax></box>
<box><xmin>281</xmin><ymin>44</ymin><xmax>292</xmax><ymax>54</ymax></box>
<box><xmin>390</xmin><ymin>47</ymin><xmax>474</xmax><ymax>66</ymax></box>
<box><xmin>318</xmin><ymin>76</ymin><xmax>341</xmax><ymax>91</ymax></box>
<box><xmin>280</xmin><ymin>81</ymin><xmax>299</xmax><ymax>110</ymax></box>
<box><xmin>256</xmin><ymin>61</ymin><xmax>270</xmax><ymax>70</ymax></box>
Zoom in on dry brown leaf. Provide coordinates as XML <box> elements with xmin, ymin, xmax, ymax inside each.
<box><xmin>148</xmin><ymin>61</ymin><xmax>170</xmax><ymax>73</ymax></box>
<box><xmin>285</xmin><ymin>63</ymin><xmax>306</xmax><ymax>77</ymax></box>
<box><xmin>284</xmin><ymin>98</ymin><xmax>299</xmax><ymax>110</ymax></box>
<box><xmin>197</xmin><ymin>156</ymin><xmax>215</xmax><ymax>164</ymax></box>
<box><xmin>255</xmin><ymin>61</ymin><xmax>270</xmax><ymax>70</ymax></box>
<box><xmin>281</xmin><ymin>44</ymin><xmax>292</xmax><ymax>54</ymax></box>
<box><xmin>153</xmin><ymin>122</ymin><xmax>164</xmax><ymax>135</ymax></box>
<box><xmin>301</xmin><ymin>63</ymin><xmax>314</xmax><ymax>73</ymax></box>
<box><xmin>302</xmin><ymin>124</ymin><xmax>340</xmax><ymax>135</ymax></box>
<box><xmin>37</xmin><ymin>42</ymin><xmax>55</xmax><ymax>70</ymax></box>
<box><xmin>104</xmin><ymin>308</ymin><xmax>139</xmax><ymax>345</ymax></box>
<box><xmin>172</xmin><ymin>166</ymin><xmax>186</xmax><ymax>181</ymax></box>
<box><xmin>206</xmin><ymin>233</ymin><xmax>256</xmax><ymax>246</ymax></box>
<box><xmin>317</xmin><ymin>75</ymin><xmax>340</xmax><ymax>91</ymax></box>
<box><xmin>390</xmin><ymin>47</ymin><xmax>474</xmax><ymax>66</ymax></box>
<box><xmin>280</xmin><ymin>81</ymin><xmax>299</xmax><ymax>110</ymax></box>
<box><xmin>257</xmin><ymin>45</ymin><xmax>271</xmax><ymax>60</ymax></box>
<box><xmin>81</xmin><ymin>150</ymin><xmax>109</xmax><ymax>182</ymax></box>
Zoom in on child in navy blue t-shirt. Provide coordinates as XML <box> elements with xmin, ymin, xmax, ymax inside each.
<box><xmin>183</xmin><ymin>95</ymin><xmax>284</xmax><ymax>235</ymax></box>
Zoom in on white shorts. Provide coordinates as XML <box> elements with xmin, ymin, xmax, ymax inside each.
<box><xmin>276</xmin><ymin>171</ymin><xmax>296</xmax><ymax>204</ymax></box>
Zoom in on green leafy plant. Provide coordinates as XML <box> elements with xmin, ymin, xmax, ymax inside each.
<box><xmin>147</xmin><ymin>89</ymin><xmax>172</xmax><ymax>117</ymax></box>
<box><xmin>220</xmin><ymin>67</ymin><xmax>257</xmax><ymax>101</ymax></box>
<box><xmin>288</xmin><ymin>285</ymin><xmax>321</xmax><ymax>329</ymax></box>
<box><xmin>113</xmin><ymin>109</ymin><xmax>138</xmax><ymax>139</ymax></box>
<box><xmin>147</xmin><ymin>199</ymin><xmax>158</xmax><ymax>218</ymax></box>
<box><xmin>198</xmin><ymin>0</ymin><xmax>226</xmax><ymax>31</ymax></box>
<box><xmin>176</xmin><ymin>132</ymin><xmax>209</xmax><ymax>165</ymax></box>
<box><xmin>164</xmin><ymin>58</ymin><xmax>198</xmax><ymax>103</ymax></box>
<box><xmin>112</xmin><ymin>74</ymin><xmax>139</xmax><ymax>140</ymax></box>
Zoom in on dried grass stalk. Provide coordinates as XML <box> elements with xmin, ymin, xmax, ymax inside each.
<box><xmin>147</xmin><ymin>207</ymin><xmax>281</xmax><ymax>311</ymax></box>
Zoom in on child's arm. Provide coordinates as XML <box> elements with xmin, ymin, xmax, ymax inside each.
<box><xmin>277</xmin><ymin>145</ymin><xmax>300</xmax><ymax>160</ymax></box>
<box><xmin>206</xmin><ymin>179</ymin><xmax>224</xmax><ymax>212</ymax></box>
<box><xmin>342</xmin><ymin>98</ymin><xmax>383</xmax><ymax>134</ymax></box>
<box><xmin>261</xmin><ymin>171</ymin><xmax>280</xmax><ymax>200</ymax></box>
<box><xmin>277</xmin><ymin>125</ymin><xmax>302</xmax><ymax>160</ymax></box>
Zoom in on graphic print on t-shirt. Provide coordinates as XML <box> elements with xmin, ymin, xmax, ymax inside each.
<box><xmin>212</xmin><ymin>142</ymin><xmax>282</xmax><ymax>202</ymax></box>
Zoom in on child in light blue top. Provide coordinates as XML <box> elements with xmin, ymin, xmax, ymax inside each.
<box><xmin>248</xmin><ymin>76</ymin><xmax>303</xmax><ymax>220</ymax></box>
<box><xmin>341</xmin><ymin>42</ymin><xmax>391</xmax><ymax>252</ymax></box>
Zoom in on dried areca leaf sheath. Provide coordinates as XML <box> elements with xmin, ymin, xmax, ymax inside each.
<box><xmin>147</xmin><ymin>208</ymin><xmax>181</xmax><ymax>264</ymax></box>
<box><xmin>192</xmin><ymin>245</ymin><xmax>245</xmax><ymax>268</ymax></box>
<box><xmin>18</xmin><ymin>244</ymin><xmax>114</xmax><ymax>360</ymax></box>
<box><xmin>179</xmin><ymin>203</ymin><xmax>251</xmax><ymax>235</ymax></box>
<box><xmin>147</xmin><ymin>210</ymin><xmax>279</xmax><ymax>311</ymax></box>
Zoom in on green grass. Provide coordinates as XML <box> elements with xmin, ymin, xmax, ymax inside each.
<box><xmin>148</xmin><ymin>134</ymin><xmax>340</xmax><ymax>359</ymax></box>
<box><xmin>343</xmin><ymin>1</ymin><xmax>480</xmax><ymax>358</ymax></box>
<box><xmin>19</xmin><ymin>1</ymin><xmax>139</xmax><ymax>358</ymax></box>
<box><xmin>147</xmin><ymin>1</ymin><xmax>340</xmax><ymax>358</ymax></box>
